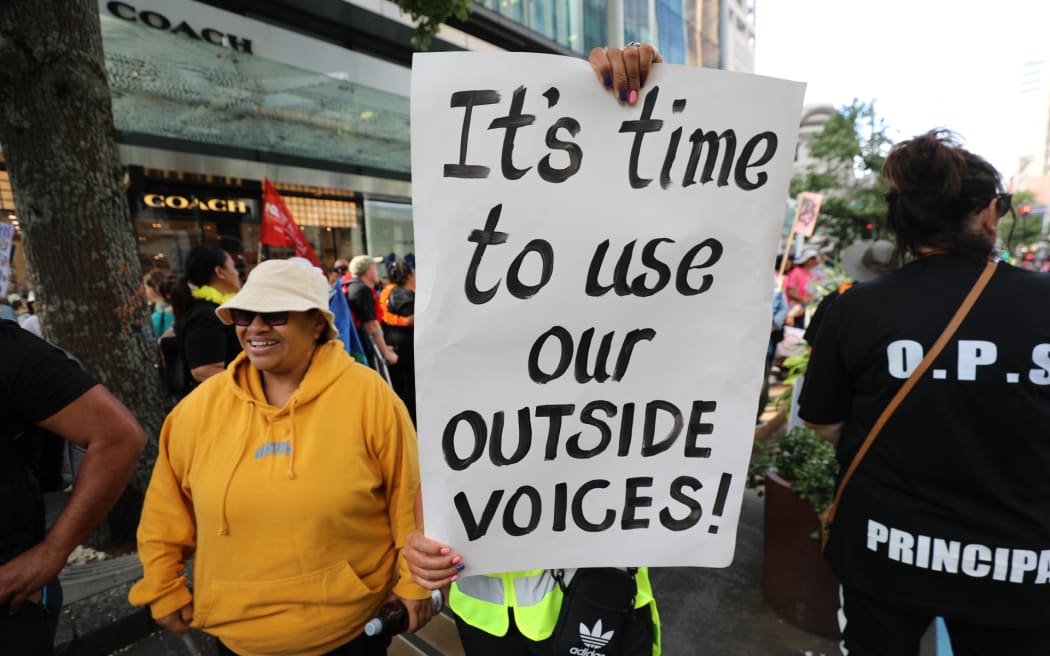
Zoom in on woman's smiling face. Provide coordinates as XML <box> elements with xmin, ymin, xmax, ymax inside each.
<box><xmin>235</xmin><ymin>310</ymin><xmax>325</xmax><ymax>377</ymax></box>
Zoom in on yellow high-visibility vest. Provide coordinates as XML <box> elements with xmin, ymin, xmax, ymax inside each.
<box><xmin>449</xmin><ymin>568</ymin><xmax>660</xmax><ymax>654</ymax></box>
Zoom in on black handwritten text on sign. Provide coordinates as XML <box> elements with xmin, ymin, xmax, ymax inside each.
<box><xmin>443</xmin><ymin>85</ymin><xmax>778</xmax><ymax>191</ymax></box>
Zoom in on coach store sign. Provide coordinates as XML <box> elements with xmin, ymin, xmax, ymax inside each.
<box><xmin>143</xmin><ymin>194</ymin><xmax>250</xmax><ymax>214</ymax></box>
<box><xmin>105</xmin><ymin>1</ymin><xmax>254</xmax><ymax>53</ymax></box>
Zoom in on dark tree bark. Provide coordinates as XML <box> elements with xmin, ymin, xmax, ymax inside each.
<box><xmin>0</xmin><ymin>0</ymin><xmax>166</xmax><ymax>547</ymax></box>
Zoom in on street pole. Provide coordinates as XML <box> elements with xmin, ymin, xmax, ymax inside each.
<box><xmin>606</xmin><ymin>0</ymin><xmax>624</xmax><ymax>47</ymax></box>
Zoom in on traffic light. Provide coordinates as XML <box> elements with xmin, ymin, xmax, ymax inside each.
<box><xmin>1020</xmin><ymin>205</ymin><xmax>1032</xmax><ymax>216</ymax></box>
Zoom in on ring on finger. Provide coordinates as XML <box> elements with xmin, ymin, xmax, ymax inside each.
<box><xmin>625</xmin><ymin>41</ymin><xmax>642</xmax><ymax>48</ymax></box>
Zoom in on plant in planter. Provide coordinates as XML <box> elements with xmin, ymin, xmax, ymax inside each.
<box><xmin>749</xmin><ymin>426</ymin><xmax>841</xmax><ymax>638</ymax></box>
<box><xmin>749</xmin><ymin>426</ymin><xmax>837</xmax><ymax>515</ymax></box>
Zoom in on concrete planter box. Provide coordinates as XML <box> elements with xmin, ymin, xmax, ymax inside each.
<box><xmin>762</xmin><ymin>471</ymin><xmax>840</xmax><ymax>638</ymax></box>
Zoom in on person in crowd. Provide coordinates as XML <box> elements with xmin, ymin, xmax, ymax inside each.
<box><xmin>800</xmin><ymin>130</ymin><xmax>1050</xmax><ymax>653</ymax></box>
<box><xmin>18</xmin><ymin>292</ymin><xmax>42</xmax><ymax>339</ymax></box>
<box><xmin>381</xmin><ymin>259</ymin><xmax>416</xmax><ymax>424</ymax></box>
<box><xmin>0</xmin><ymin>320</ymin><xmax>145</xmax><ymax>654</ymax></box>
<box><xmin>784</xmin><ymin>247</ymin><xmax>820</xmax><ymax>328</ymax></box>
<box><xmin>346</xmin><ymin>255</ymin><xmax>399</xmax><ymax>370</ymax></box>
<box><xmin>330</xmin><ymin>259</ymin><xmax>349</xmax><ymax>288</ymax></box>
<box><xmin>774</xmin><ymin>252</ymin><xmax>794</xmax><ymax>288</ymax></box>
<box><xmin>169</xmin><ymin>245</ymin><xmax>242</xmax><ymax>390</ymax></box>
<box><xmin>1</xmin><ymin>293</ymin><xmax>19</xmax><ymax>322</ymax></box>
<box><xmin>144</xmin><ymin>269</ymin><xmax>176</xmax><ymax>340</ymax></box>
<box><xmin>20</xmin><ymin>312</ymin><xmax>42</xmax><ymax>339</ymax></box>
<box><xmin>9</xmin><ymin>293</ymin><xmax>27</xmax><ymax>320</ymax></box>
<box><xmin>760</xmin><ymin>258</ymin><xmax>789</xmax><ymax>422</ymax></box>
<box><xmin>129</xmin><ymin>259</ymin><xmax>431</xmax><ymax>656</ymax></box>
<box><xmin>402</xmin><ymin>42</ymin><xmax>663</xmax><ymax>656</ymax></box>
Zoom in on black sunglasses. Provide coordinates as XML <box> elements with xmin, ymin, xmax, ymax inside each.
<box><xmin>333</xmin><ymin>266</ymin><xmax>348</xmax><ymax>273</ymax></box>
<box><xmin>229</xmin><ymin>309</ymin><xmax>290</xmax><ymax>327</ymax></box>
<box><xmin>995</xmin><ymin>192</ymin><xmax>1013</xmax><ymax>218</ymax></box>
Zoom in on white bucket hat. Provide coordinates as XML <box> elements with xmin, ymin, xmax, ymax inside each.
<box><xmin>841</xmin><ymin>240</ymin><xmax>903</xmax><ymax>283</ymax></box>
<box><xmin>798</xmin><ymin>247</ymin><xmax>820</xmax><ymax>263</ymax></box>
<box><xmin>216</xmin><ymin>259</ymin><xmax>338</xmax><ymax>340</ymax></box>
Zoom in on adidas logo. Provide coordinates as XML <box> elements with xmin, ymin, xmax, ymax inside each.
<box><xmin>568</xmin><ymin>619</ymin><xmax>614</xmax><ymax>656</ymax></box>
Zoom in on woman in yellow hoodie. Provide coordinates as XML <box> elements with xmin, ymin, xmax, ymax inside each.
<box><xmin>129</xmin><ymin>259</ymin><xmax>432</xmax><ymax>656</ymax></box>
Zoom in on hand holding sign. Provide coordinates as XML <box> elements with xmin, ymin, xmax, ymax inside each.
<box><xmin>587</xmin><ymin>43</ymin><xmax>663</xmax><ymax>105</ymax></box>
<box><xmin>404</xmin><ymin>530</ymin><xmax>462</xmax><ymax>590</ymax></box>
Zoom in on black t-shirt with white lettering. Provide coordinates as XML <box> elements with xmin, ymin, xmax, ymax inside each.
<box><xmin>800</xmin><ymin>254</ymin><xmax>1050</xmax><ymax>626</ymax></box>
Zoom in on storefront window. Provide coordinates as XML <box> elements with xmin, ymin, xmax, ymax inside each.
<box><xmin>130</xmin><ymin>168</ymin><xmax>370</xmax><ymax>276</ymax></box>
<box><xmin>0</xmin><ymin>167</ymin><xmax>30</xmax><ymax>292</ymax></box>
<box><xmin>364</xmin><ymin>200</ymin><xmax>414</xmax><ymax>272</ymax></box>
<box><xmin>268</xmin><ymin>183</ymin><xmax>361</xmax><ymax>269</ymax></box>
<box><xmin>132</xmin><ymin>193</ymin><xmax>259</xmax><ymax>277</ymax></box>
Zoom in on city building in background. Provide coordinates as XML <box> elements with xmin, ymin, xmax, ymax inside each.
<box><xmin>1017</xmin><ymin>58</ymin><xmax>1050</xmax><ymax>207</ymax></box>
<box><xmin>0</xmin><ymin>0</ymin><xmax>755</xmax><ymax>291</ymax></box>
<box><xmin>792</xmin><ymin>104</ymin><xmax>837</xmax><ymax>181</ymax></box>
<box><xmin>687</xmin><ymin>0</ymin><xmax>754</xmax><ymax>72</ymax></box>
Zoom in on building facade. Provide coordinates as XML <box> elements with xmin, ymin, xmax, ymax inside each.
<box><xmin>0</xmin><ymin>0</ymin><xmax>752</xmax><ymax>290</ymax></box>
<box><xmin>1017</xmin><ymin>58</ymin><xmax>1050</xmax><ymax>206</ymax></box>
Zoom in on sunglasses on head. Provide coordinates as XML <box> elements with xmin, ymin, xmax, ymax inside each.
<box><xmin>995</xmin><ymin>192</ymin><xmax>1013</xmax><ymax>218</ymax></box>
<box><xmin>229</xmin><ymin>309</ymin><xmax>290</xmax><ymax>327</ymax></box>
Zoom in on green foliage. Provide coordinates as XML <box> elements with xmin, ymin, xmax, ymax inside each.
<box><xmin>748</xmin><ymin>427</ymin><xmax>839</xmax><ymax>515</ymax></box>
<box><xmin>392</xmin><ymin>0</ymin><xmax>473</xmax><ymax>50</ymax></box>
<box><xmin>773</xmin><ymin>349</ymin><xmax>809</xmax><ymax>409</ymax></box>
<box><xmin>793</xmin><ymin>99</ymin><xmax>893</xmax><ymax>254</ymax></box>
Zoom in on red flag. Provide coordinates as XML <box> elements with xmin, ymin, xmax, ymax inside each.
<box><xmin>260</xmin><ymin>179</ymin><xmax>322</xmax><ymax>268</ymax></box>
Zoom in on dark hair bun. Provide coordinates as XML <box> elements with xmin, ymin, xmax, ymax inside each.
<box><xmin>881</xmin><ymin>129</ymin><xmax>1001</xmax><ymax>259</ymax></box>
<box><xmin>883</xmin><ymin>129</ymin><xmax>967</xmax><ymax>198</ymax></box>
<box><xmin>387</xmin><ymin>259</ymin><xmax>413</xmax><ymax>286</ymax></box>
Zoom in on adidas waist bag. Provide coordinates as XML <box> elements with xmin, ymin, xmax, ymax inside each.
<box><xmin>550</xmin><ymin>568</ymin><xmax>638</xmax><ymax>656</ymax></box>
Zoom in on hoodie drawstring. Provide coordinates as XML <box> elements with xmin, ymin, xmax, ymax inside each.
<box><xmin>287</xmin><ymin>398</ymin><xmax>298</xmax><ymax>480</ymax></box>
<box><xmin>218</xmin><ymin>400</ymin><xmax>255</xmax><ymax>536</ymax></box>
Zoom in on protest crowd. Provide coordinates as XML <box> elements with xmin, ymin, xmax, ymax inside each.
<box><xmin>2</xmin><ymin>27</ymin><xmax>1050</xmax><ymax>656</ymax></box>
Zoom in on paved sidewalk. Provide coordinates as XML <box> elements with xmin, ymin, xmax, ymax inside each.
<box><xmin>104</xmin><ymin>491</ymin><xmax>941</xmax><ymax>656</ymax></box>
<box><xmin>51</xmin><ymin>427</ymin><xmax>941</xmax><ymax>655</ymax></box>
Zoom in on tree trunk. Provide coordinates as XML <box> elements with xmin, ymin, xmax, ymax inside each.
<box><xmin>0</xmin><ymin>0</ymin><xmax>166</xmax><ymax>547</ymax></box>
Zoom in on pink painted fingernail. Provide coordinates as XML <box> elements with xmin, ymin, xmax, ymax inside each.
<box><xmin>451</xmin><ymin>575</ymin><xmax>458</xmax><ymax>582</ymax></box>
<box><xmin>628</xmin><ymin>89</ymin><xmax>638</xmax><ymax>104</ymax></box>
<box><xmin>452</xmin><ymin>555</ymin><xmax>461</xmax><ymax>564</ymax></box>
<box><xmin>440</xmin><ymin>547</ymin><xmax>450</xmax><ymax>555</ymax></box>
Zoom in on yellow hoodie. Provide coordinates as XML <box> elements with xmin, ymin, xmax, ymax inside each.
<box><xmin>129</xmin><ymin>341</ymin><xmax>429</xmax><ymax>655</ymax></box>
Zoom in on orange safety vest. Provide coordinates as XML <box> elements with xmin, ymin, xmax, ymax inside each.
<box><xmin>379</xmin><ymin>284</ymin><xmax>411</xmax><ymax>327</ymax></box>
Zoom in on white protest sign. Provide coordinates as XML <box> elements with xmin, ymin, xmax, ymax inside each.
<box><xmin>0</xmin><ymin>223</ymin><xmax>14</xmax><ymax>299</ymax></box>
<box><xmin>412</xmin><ymin>52</ymin><xmax>805</xmax><ymax>574</ymax></box>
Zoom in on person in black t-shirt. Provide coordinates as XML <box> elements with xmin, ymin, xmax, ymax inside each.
<box><xmin>800</xmin><ymin>130</ymin><xmax>1050</xmax><ymax>654</ymax></box>
<box><xmin>0</xmin><ymin>321</ymin><xmax>145</xmax><ymax>654</ymax></box>
<box><xmin>381</xmin><ymin>259</ymin><xmax>416</xmax><ymax>424</ymax></box>
<box><xmin>168</xmin><ymin>245</ymin><xmax>243</xmax><ymax>396</ymax></box>
<box><xmin>345</xmin><ymin>255</ymin><xmax>398</xmax><ymax>371</ymax></box>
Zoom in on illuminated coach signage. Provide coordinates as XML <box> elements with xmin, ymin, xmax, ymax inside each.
<box><xmin>144</xmin><ymin>194</ymin><xmax>249</xmax><ymax>214</ymax></box>
<box><xmin>106</xmin><ymin>1</ymin><xmax>254</xmax><ymax>53</ymax></box>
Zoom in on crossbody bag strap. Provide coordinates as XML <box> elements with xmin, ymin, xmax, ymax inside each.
<box><xmin>820</xmin><ymin>259</ymin><xmax>998</xmax><ymax>552</ymax></box>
